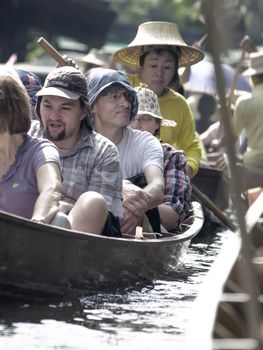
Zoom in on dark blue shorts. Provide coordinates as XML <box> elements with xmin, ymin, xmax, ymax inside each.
<box><xmin>102</xmin><ymin>211</ymin><xmax>121</xmax><ymax>237</ymax></box>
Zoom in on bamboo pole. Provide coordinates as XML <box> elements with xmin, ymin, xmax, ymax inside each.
<box><xmin>192</xmin><ymin>184</ymin><xmax>235</xmax><ymax>231</ymax></box>
<box><xmin>202</xmin><ymin>0</ymin><xmax>262</xmax><ymax>346</ymax></box>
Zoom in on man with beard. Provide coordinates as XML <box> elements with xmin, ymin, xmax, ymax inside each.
<box><xmin>30</xmin><ymin>66</ymin><xmax>123</xmax><ymax>236</ymax></box>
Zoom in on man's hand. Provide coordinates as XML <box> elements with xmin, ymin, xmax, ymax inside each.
<box><xmin>122</xmin><ymin>182</ymin><xmax>153</xmax><ymax>216</ymax></box>
<box><xmin>186</xmin><ymin>164</ymin><xmax>193</xmax><ymax>178</ymax></box>
<box><xmin>56</xmin><ymin>55</ymin><xmax>79</xmax><ymax>69</ymax></box>
<box><xmin>240</xmin><ymin>35</ymin><xmax>258</xmax><ymax>54</ymax></box>
<box><xmin>120</xmin><ymin>208</ymin><xmax>143</xmax><ymax>236</ymax></box>
<box><xmin>59</xmin><ymin>200</ymin><xmax>73</xmax><ymax>214</ymax></box>
<box><xmin>121</xmin><ymin>182</ymin><xmax>152</xmax><ymax>236</ymax></box>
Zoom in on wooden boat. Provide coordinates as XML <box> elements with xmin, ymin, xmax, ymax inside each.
<box><xmin>191</xmin><ymin>164</ymin><xmax>231</xmax><ymax>236</ymax></box>
<box><xmin>186</xmin><ymin>191</ymin><xmax>263</xmax><ymax>350</ymax></box>
<box><xmin>0</xmin><ymin>202</ymin><xmax>203</xmax><ymax>299</ymax></box>
<box><xmin>192</xmin><ymin>164</ymin><xmax>230</xmax><ymax>211</ymax></box>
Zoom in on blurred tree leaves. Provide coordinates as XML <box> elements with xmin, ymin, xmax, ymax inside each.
<box><xmin>108</xmin><ymin>0</ymin><xmax>263</xmax><ymax>48</ymax></box>
<box><xmin>108</xmin><ymin>0</ymin><xmax>204</xmax><ymax>44</ymax></box>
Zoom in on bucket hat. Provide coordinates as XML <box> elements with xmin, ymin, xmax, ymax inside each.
<box><xmin>87</xmin><ymin>68</ymin><xmax>138</xmax><ymax>122</ymax></box>
<box><xmin>113</xmin><ymin>21</ymin><xmax>204</xmax><ymax>68</ymax></box>
<box><xmin>16</xmin><ymin>69</ymin><xmax>42</xmax><ymax>108</ymax></box>
<box><xmin>243</xmin><ymin>51</ymin><xmax>263</xmax><ymax>76</ymax></box>
<box><xmin>135</xmin><ymin>85</ymin><xmax>176</xmax><ymax>127</ymax></box>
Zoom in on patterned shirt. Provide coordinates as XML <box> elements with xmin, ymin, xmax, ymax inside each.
<box><xmin>162</xmin><ymin>143</ymin><xmax>192</xmax><ymax>221</ymax></box>
<box><xmin>30</xmin><ymin>121</ymin><xmax>123</xmax><ymax>217</ymax></box>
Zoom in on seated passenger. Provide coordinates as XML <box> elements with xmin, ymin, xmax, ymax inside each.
<box><xmin>30</xmin><ymin>66</ymin><xmax>123</xmax><ymax>236</ymax></box>
<box><xmin>130</xmin><ymin>85</ymin><xmax>192</xmax><ymax>232</ymax></box>
<box><xmin>113</xmin><ymin>21</ymin><xmax>204</xmax><ymax>177</ymax></box>
<box><xmin>86</xmin><ymin>68</ymin><xmax>165</xmax><ymax>236</ymax></box>
<box><xmin>0</xmin><ymin>69</ymin><xmax>61</xmax><ymax>223</ymax></box>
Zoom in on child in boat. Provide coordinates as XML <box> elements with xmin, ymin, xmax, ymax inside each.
<box><xmin>0</xmin><ymin>68</ymin><xmax>62</xmax><ymax>223</ymax></box>
<box><xmin>130</xmin><ymin>85</ymin><xmax>192</xmax><ymax>232</ymax></box>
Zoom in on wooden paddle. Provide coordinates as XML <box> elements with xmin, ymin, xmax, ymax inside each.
<box><xmin>37</xmin><ymin>37</ymin><xmax>67</xmax><ymax>66</ymax></box>
<box><xmin>191</xmin><ymin>183</ymin><xmax>236</xmax><ymax>231</ymax></box>
<box><xmin>180</xmin><ymin>33</ymin><xmax>208</xmax><ymax>85</ymax></box>
<box><xmin>228</xmin><ymin>35</ymin><xmax>257</xmax><ymax>108</ymax></box>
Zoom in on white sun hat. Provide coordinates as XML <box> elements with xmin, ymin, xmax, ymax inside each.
<box><xmin>135</xmin><ymin>84</ymin><xmax>176</xmax><ymax>127</ymax></box>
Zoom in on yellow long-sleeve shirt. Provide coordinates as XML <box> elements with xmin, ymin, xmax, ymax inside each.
<box><xmin>128</xmin><ymin>73</ymin><xmax>201</xmax><ymax>176</ymax></box>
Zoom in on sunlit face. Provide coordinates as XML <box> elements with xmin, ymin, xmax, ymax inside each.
<box><xmin>140</xmin><ymin>50</ymin><xmax>176</xmax><ymax>96</ymax></box>
<box><xmin>92</xmin><ymin>87</ymin><xmax>132</xmax><ymax>130</ymax></box>
<box><xmin>130</xmin><ymin>114</ymin><xmax>160</xmax><ymax>136</ymax></box>
<box><xmin>40</xmin><ymin>95</ymin><xmax>86</xmax><ymax>148</ymax></box>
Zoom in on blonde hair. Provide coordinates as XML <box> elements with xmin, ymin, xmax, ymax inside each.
<box><xmin>0</xmin><ymin>71</ymin><xmax>31</xmax><ymax>133</ymax></box>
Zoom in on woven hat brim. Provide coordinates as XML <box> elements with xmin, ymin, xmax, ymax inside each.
<box><xmin>78</xmin><ymin>54</ymin><xmax>105</xmax><ymax>67</ymax></box>
<box><xmin>114</xmin><ymin>45</ymin><xmax>204</xmax><ymax>68</ymax></box>
<box><xmin>137</xmin><ymin>109</ymin><xmax>176</xmax><ymax>127</ymax></box>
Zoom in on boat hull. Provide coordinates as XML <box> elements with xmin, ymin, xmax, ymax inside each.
<box><xmin>0</xmin><ymin>202</ymin><xmax>203</xmax><ymax>298</ymax></box>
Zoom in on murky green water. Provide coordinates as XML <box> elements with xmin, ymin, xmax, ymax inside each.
<box><xmin>0</xmin><ymin>230</ymin><xmax>229</xmax><ymax>350</ymax></box>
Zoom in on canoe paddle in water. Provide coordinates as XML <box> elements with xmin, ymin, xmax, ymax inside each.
<box><xmin>191</xmin><ymin>183</ymin><xmax>236</xmax><ymax>231</ymax></box>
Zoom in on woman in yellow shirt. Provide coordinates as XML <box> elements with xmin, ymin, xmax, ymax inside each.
<box><xmin>114</xmin><ymin>21</ymin><xmax>204</xmax><ymax>177</ymax></box>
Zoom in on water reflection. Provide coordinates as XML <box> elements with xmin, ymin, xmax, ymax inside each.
<box><xmin>0</xmin><ymin>231</ymin><xmax>228</xmax><ymax>350</ymax></box>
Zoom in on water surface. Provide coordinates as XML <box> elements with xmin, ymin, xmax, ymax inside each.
<box><xmin>0</xmin><ymin>230</ymin><xmax>229</xmax><ymax>350</ymax></box>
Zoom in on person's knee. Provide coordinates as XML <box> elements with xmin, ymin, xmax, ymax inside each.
<box><xmin>78</xmin><ymin>191</ymin><xmax>108</xmax><ymax>213</ymax></box>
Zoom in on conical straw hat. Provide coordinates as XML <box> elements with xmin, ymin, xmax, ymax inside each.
<box><xmin>78</xmin><ymin>49</ymin><xmax>106</xmax><ymax>67</ymax></box>
<box><xmin>114</xmin><ymin>21</ymin><xmax>204</xmax><ymax>68</ymax></box>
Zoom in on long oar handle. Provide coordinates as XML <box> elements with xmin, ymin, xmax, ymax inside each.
<box><xmin>228</xmin><ymin>49</ymin><xmax>246</xmax><ymax>107</ymax></box>
<box><xmin>37</xmin><ymin>37</ymin><xmax>67</xmax><ymax>66</ymax></box>
<box><xmin>194</xmin><ymin>33</ymin><xmax>208</xmax><ymax>49</ymax></box>
<box><xmin>228</xmin><ymin>35</ymin><xmax>257</xmax><ymax>107</ymax></box>
<box><xmin>191</xmin><ymin>183</ymin><xmax>236</xmax><ymax>231</ymax></box>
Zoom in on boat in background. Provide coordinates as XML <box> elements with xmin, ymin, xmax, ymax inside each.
<box><xmin>0</xmin><ymin>202</ymin><xmax>203</xmax><ymax>300</ymax></box>
<box><xmin>191</xmin><ymin>164</ymin><xmax>231</xmax><ymax>236</ymax></box>
<box><xmin>192</xmin><ymin>165</ymin><xmax>230</xmax><ymax>211</ymax></box>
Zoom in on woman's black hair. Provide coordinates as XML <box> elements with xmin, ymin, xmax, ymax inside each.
<box><xmin>153</xmin><ymin>119</ymin><xmax>162</xmax><ymax>138</ymax></box>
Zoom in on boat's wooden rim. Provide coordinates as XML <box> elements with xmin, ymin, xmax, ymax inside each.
<box><xmin>0</xmin><ymin>201</ymin><xmax>204</xmax><ymax>245</ymax></box>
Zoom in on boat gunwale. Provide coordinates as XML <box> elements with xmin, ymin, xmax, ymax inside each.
<box><xmin>0</xmin><ymin>201</ymin><xmax>203</xmax><ymax>246</ymax></box>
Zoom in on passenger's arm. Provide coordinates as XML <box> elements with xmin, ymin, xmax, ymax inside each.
<box><xmin>143</xmin><ymin>164</ymin><xmax>164</xmax><ymax>209</ymax></box>
<box><xmin>120</xmin><ymin>166</ymin><xmax>164</xmax><ymax>236</ymax></box>
<box><xmin>31</xmin><ymin>162</ymin><xmax>62</xmax><ymax>224</ymax></box>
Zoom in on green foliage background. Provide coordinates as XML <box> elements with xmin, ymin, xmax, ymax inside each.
<box><xmin>107</xmin><ymin>0</ymin><xmax>263</xmax><ymax>49</ymax></box>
